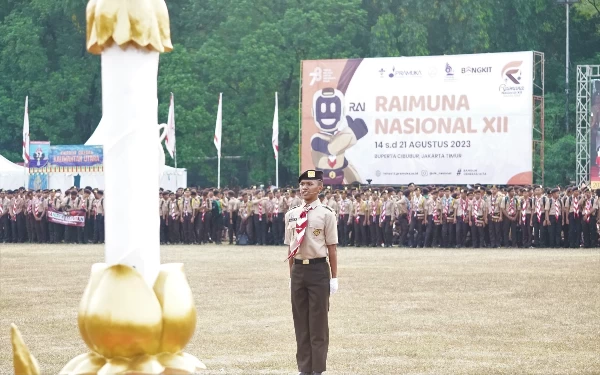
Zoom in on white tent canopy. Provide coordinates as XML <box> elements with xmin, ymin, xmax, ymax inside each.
<box><xmin>0</xmin><ymin>154</ymin><xmax>27</xmax><ymax>189</ymax></box>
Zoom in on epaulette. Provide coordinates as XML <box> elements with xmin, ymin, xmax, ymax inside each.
<box><xmin>321</xmin><ymin>205</ymin><xmax>334</xmax><ymax>212</ymax></box>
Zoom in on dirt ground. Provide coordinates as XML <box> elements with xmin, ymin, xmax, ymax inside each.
<box><xmin>0</xmin><ymin>244</ymin><xmax>599</xmax><ymax>375</ymax></box>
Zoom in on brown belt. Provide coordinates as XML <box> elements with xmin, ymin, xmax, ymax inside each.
<box><xmin>294</xmin><ymin>257</ymin><xmax>327</xmax><ymax>265</ymax></box>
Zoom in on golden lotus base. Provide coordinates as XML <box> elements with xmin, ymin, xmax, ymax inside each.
<box><xmin>12</xmin><ymin>263</ymin><xmax>205</xmax><ymax>375</ymax></box>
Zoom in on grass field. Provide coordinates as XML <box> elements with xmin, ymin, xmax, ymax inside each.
<box><xmin>1</xmin><ymin>244</ymin><xmax>599</xmax><ymax>375</ymax></box>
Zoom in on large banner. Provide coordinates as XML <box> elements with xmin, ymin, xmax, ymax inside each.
<box><xmin>47</xmin><ymin>208</ymin><xmax>86</xmax><ymax>227</ymax></box>
<box><xmin>29</xmin><ymin>144</ymin><xmax>103</xmax><ymax>173</ymax></box>
<box><xmin>590</xmin><ymin>80</ymin><xmax>600</xmax><ymax>189</ymax></box>
<box><xmin>301</xmin><ymin>52</ymin><xmax>534</xmax><ymax>185</ymax></box>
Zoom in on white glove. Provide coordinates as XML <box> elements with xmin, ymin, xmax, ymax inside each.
<box><xmin>330</xmin><ymin>278</ymin><xmax>338</xmax><ymax>295</ymax></box>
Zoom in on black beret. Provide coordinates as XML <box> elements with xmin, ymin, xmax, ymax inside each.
<box><xmin>299</xmin><ymin>169</ymin><xmax>323</xmax><ymax>183</ymax></box>
<box><xmin>97</xmin><ymin>190</ymin><xmax>104</xmax><ymax>195</ymax></box>
<box><xmin>550</xmin><ymin>188</ymin><xmax>559</xmax><ymax>194</ymax></box>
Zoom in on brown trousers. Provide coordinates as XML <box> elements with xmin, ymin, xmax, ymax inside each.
<box><xmin>291</xmin><ymin>261</ymin><xmax>330</xmax><ymax>373</ymax></box>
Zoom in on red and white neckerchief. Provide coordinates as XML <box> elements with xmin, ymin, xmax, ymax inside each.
<box><xmin>573</xmin><ymin>196</ymin><xmax>579</xmax><ymax>218</ymax></box>
<box><xmin>285</xmin><ymin>203</ymin><xmax>315</xmax><ymax>261</ymax></box>
<box><xmin>258</xmin><ymin>201</ymin><xmax>263</xmax><ymax>221</ymax></box>
<box><xmin>521</xmin><ymin>198</ymin><xmax>527</xmax><ymax>224</ymax></box>
<box><xmin>535</xmin><ymin>197</ymin><xmax>542</xmax><ymax>222</ymax></box>
<box><xmin>81</xmin><ymin>199</ymin><xmax>86</xmax><ymax>209</ymax></box>
<box><xmin>371</xmin><ymin>201</ymin><xmax>377</xmax><ymax>222</ymax></box>
<box><xmin>584</xmin><ymin>199</ymin><xmax>592</xmax><ymax>223</ymax></box>
<box><xmin>461</xmin><ymin>198</ymin><xmax>467</xmax><ymax>220</ymax></box>
<box><xmin>184</xmin><ymin>198</ymin><xmax>190</xmax><ymax>216</ymax></box>
<box><xmin>95</xmin><ymin>200</ymin><xmax>101</xmax><ymax>216</ymax></box>
<box><xmin>273</xmin><ymin>198</ymin><xmax>280</xmax><ymax>215</ymax></box>
<box><xmin>340</xmin><ymin>200</ymin><xmax>346</xmax><ymax>215</ymax></box>
<box><xmin>355</xmin><ymin>203</ymin><xmax>361</xmax><ymax>223</ymax></box>
<box><xmin>381</xmin><ymin>201</ymin><xmax>386</xmax><ymax>221</ymax></box>
<box><xmin>491</xmin><ymin>196</ymin><xmax>496</xmax><ymax>215</ymax></box>
<box><xmin>27</xmin><ymin>201</ymin><xmax>32</xmax><ymax>214</ymax></box>
<box><xmin>433</xmin><ymin>199</ymin><xmax>439</xmax><ymax>221</ymax></box>
<box><xmin>473</xmin><ymin>199</ymin><xmax>480</xmax><ymax>219</ymax></box>
<box><xmin>0</xmin><ymin>201</ymin><xmax>3</xmax><ymax>216</ymax></box>
<box><xmin>412</xmin><ymin>196</ymin><xmax>420</xmax><ymax>216</ymax></box>
<box><xmin>34</xmin><ymin>200</ymin><xmax>40</xmax><ymax>215</ymax></box>
<box><xmin>171</xmin><ymin>201</ymin><xmax>176</xmax><ymax>220</ymax></box>
<box><xmin>554</xmin><ymin>199</ymin><xmax>560</xmax><ymax>221</ymax></box>
<box><xmin>508</xmin><ymin>197</ymin><xmax>516</xmax><ymax>216</ymax></box>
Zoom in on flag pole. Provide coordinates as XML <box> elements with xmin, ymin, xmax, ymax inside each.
<box><xmin>217</xmin><ymin>154</ymin><xmax>221</xmax><ymax>189</ymax></box>
<box><xmin>172</xmin><ymin>93</ymin><xmax>178</xmax><ymax>188</ymax></box>
<box><xmin>274</xmin><ymin>92</ymin><xmax>279</xmax><ymax>188</ymax></box>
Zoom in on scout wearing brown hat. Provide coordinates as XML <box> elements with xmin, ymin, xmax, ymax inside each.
<box><xmin>284</xmin><ymin>170</ymin><xmax>338</xmax><ymax>375</ymax></box>
<box><xmin>545</xmin><ymin>188</ymin><xmax>563</xmax><ymax>248</ymax></box>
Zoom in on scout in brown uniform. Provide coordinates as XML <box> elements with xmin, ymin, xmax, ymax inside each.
<box><xmin>423</xmin><ymin>188</ymin><xmax>437</xmax><ymax>247</ymax></box>
<box><xmin>531</xmin><ymin>186</ymin><xmax>546</xmax><ymax>248</ymax></box>
<box><xmin>160</xmin><ymin>191</ymin><xmax>169</xmax><ymax>244</ymax></box>
<box><xmin>227</xmin><ymin>191</ymin><xmax>239</xmax><ymax>244</ymax></box>
<box><xmin>379</xmin><ymin>190</ymin><xmax>396</xmax><ymax>247</ymax></box>
<box><xmin>501</xmin><ymin>187</ymin><xmax>520</xmax><ymax>248</ymax></box>
<box><xmin>562</xmin><ymin>187</ymin><xmax>572</xmax><ymax>247</ymax></box>
<box><xmin>470</xmin><ymin>187</ymin><xmax>487</xmax><ymax>248</ymax></box>
<box><xmin>270</xmin><ymin>189</ymin><xmax>285</xmax><ymax>245</ymax></box>
<box><xmin>487</xmin><ymin>186</ymin><xmax>503</xmax><ymax>248</ymax></box>
<box><xmin>396</xmin><ymin>189</ymin><xmax>410</xmax><ymax>247</ymax></box>
<box><xmin>284</xmin><ymin>170</ymin><xmax>338</xmax><ymax>375</ymax></box>
<box><xmin>454</xmin><ymin>189</ymin><xmax>469</xmax><ymax>248</ymax></box>
<box><xmin>93</xmin><ymin>190</ymin><xmax>105</xmax><ymax>243</ymax></box>
<box><xmin>237</xmin><ymin>192</ymin><xmax>253</xmax><ymax>242</ymax></box>
<box><xmin>33</xmin><ymin>190</ymin><xmax>48</xmax><ymax>243</ymax></box>
<box><xmin>519</xmin><ymin>188</ymin><xmax>532</xmax><ymax>248</ymax></box>
<box><xmin>545</xmin><ymin>188</ymin><xmax>563</xmax><ymax>248</ymax></box>
<box><xmin>167</xmin><ymin>191</ymin><xmax>181</xmax><ymax>244</ymax></box>
<box><xmin>180</xmin><ymin>188</ymin><xmax>194</xmax><ymax>244</ymax></box>
<box><xmin>441</xmin><ymin>188</ymin><xmax>456</xmax><ymax>248</ymax></box>
<box><xmin>368</xmin><ymin>193</ymin><xmax>381</xmax><ymax>247</ymax></box>
<box><xmin>410</xmin><ymin>188</ymin><xmax>426</xmax><ymax>248</ymax></box>
<box><xmin>353</xmin><ymin>193</ymin><xmax>367</xmax><ymax>247</ymax></box>
<box><xmin>253</xmin><ymin>191</ymin><xmax>268</xmax><ymax>245</ymax></box>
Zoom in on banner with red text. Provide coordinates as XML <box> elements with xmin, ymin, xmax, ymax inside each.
<box><xmin>301</xmin><ymin>52</ymin><xmax>534</xmax><ymax>185</ymax></box>
<box><xmin>47</xmin><ymin>208</ymin><xmax>86</xmax><ymax>227</ymax></box>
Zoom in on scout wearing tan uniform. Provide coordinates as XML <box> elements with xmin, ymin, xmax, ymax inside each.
<box><xmin>0</xmin><ymin>190</ymin><xmax>9</xmax><ymax>243</ymax></box>
<box><xmin>167</xmin><ymin>192</ymin><xmax>181</xmax><ymax>243</ymax></box>
<box><xmin>368</xmin><ymin>194</ymin><xmax>381</xmax><ymax>247</ymax></box>
<box><xmin>487</xmin><ymin>187</ymin><xmax>503</xmax><ymax>248</ymax></box>
<box><xmin>396</xmin><ymin>190</ymin><xmax>409</xmax><ymax>247</ymax></box>
<box><xmin>580</xmin><ymin>187</ymin><xmax>596</xmax><ymax>248</ymax></box>
<box><xmin>423</xmin><ymin>189</ymin><xmax>437</xmax><ymax>247</ymax></box>
<box><xmin>353</xmin><ymin>193</ymin><xmax>367</xmax><ymax>247</ymax></box>
<box><xmin>409</xmin><ymin>188</ymin><xmax>426</xmax><ymax>248</ymax></box>
<box><xmin>180</xmin><ymin>188</ymin><xmax>194</xmax><ymax>244</ymax></box>
<box><xmin>284</xmin><ymin>170</ymin><xmax>338</xmax><ymax>375</ymax></box>
<box><xmin>379</xmin><ymin>191</ymin><xmax>396</xmax><ymax>247</ymax></box>
<box><xmin>470</xmin><ymin>188</ymin><xmax>487</xmax><ymax>248</ymax></box>
<box><xmin>545</xmin><ymin>188</ymin><xmax>563</xmax><ymax>248</ymax></box>
<box><xmin>520</xmin><ymin>188</ymin><xmax>533</xmax><ymax>248</ymax></box>
<box><xmin>454</xmin><ymin>189</ymin><xmax>469</xmax><ymax>248</ymax></box>
<box><xmin>501</xmin><ymin>187</ymin><xmax>520</xmax><ymax>248</ymax></box>
<box><xmin>227</xmin><ymin>191</ymin><xmax>239</xmax><ymax>245</ymax></box>
<box><xmin>337</xmin><ymin>191</ymin><xmax>352</xmax><ymax>247</ymax></box>
<box><xmin>94</xmin><ymin>190</ymin><xmax>105</xmax><ymax>244</ymax></box>
<box><xmin>160</xmin><ymin>191</ymin><xmax>169</xmax><ymax>244</ymax></box>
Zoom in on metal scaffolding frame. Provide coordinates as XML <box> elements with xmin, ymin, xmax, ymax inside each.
<box><xmin>576</xmin><ymin>65</ymin><xmax>600</xmax><ymax>186</ymax></box>
<box><xmin>533</xmin><ymin>52</ymin><xmax>545</xmax><ymax>185</ymax></box>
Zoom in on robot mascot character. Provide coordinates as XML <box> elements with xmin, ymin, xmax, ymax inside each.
<box><xmin>310</xmin><ymin>87</ymin><xmax>368</xmax><ymax>184</ymax></box>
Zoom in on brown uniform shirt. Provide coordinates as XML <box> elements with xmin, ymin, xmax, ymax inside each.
<box><xmin>545</xmin><ymin>197</ymin><xmax>562</xmax><ymax>217</ymax></box>
<box><xmin>284</xmin><ymin>199</ymin><xmax>338</xmax><ymax>260</ymax></box>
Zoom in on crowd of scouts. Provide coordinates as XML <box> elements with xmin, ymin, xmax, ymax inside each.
<box><xmin>0</xmin><ymin>186</ymin><xmax>105</xmax><ymax>244</ymax></box>
<box><xmin>159</xmin><ymin>182</ymin><xmax>600</xmax><ymax>249</ymax></box>
<box><xmin>3</xmin><ymin>182</ymin><xmax>598</xmax><ymax>249</ymax></box>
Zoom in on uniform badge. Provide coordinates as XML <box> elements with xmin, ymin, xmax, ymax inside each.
<box><xmin>308</xmin><ymin>170</ymin><xmax>315</xmax><ymax>178</ymax></box>
<box><xmin>313</xmin><ymin>229</ymin><xmax>322</xmax><ymax>236</ymax></box>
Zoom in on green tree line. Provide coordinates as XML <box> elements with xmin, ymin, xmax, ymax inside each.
<box><xmin>0</xmin><ymin>0</ymin><xmax>599</xmax><ymax>187</ymax></box>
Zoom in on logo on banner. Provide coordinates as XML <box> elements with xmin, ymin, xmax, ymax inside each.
<box><xmin>456</xmin><ymin>169</ymin><xmax>462</xmax><ymax>176</ymax></box>
<box><xmin>444</xmin><ymin>63</ymin><xmax>455</xmax><ymax>82</ymax></box>
<box><xmin>499</xmin><ymin>61</ymin><xmax>525</xmax><ymax>97</ymax></box>
<box><xmin>378</xmin><ymin>68</ymin><xmax>386</xmax><ymax>77</ymax></box>
<box><xmin>309</xmin><ymin>67</ymin><xmax>322</xmax><ymax>85</ymax></box>
<box><xmin>309</xmin><ymin>67</ymin><xmax>336</xmax><ymax>86</ymax></box>
<box><xmin>388</xmin><ymin>66</ymin><xmax>422</xmax><ymax>78</ymax></box>
<box><xmin>461</xmin><ymin>66</ymin><xmax>492</xmax><ymax>74</ymax></box>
